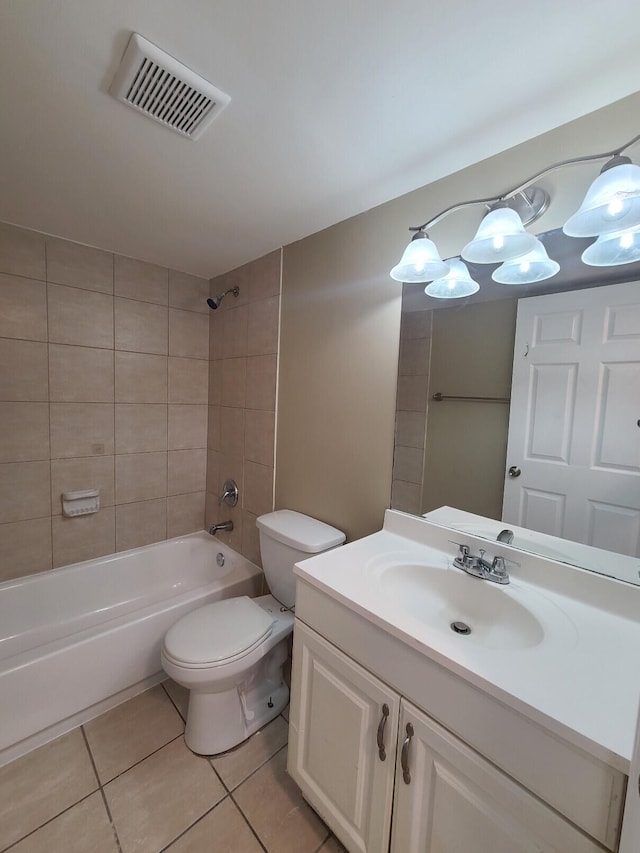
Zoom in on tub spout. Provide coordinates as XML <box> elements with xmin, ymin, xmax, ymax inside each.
<box><xmin>209</xmin><ymin>520</ymin><xmax>233</xmax><ymax>536</ymax></box>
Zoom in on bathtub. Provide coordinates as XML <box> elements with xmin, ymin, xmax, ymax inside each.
<box><xmin>0</xmin><ymin>532</ymin><xmax>262</xmax><ymax>767</ymax></box>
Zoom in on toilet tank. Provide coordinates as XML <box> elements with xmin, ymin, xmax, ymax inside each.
<box><xmin>256</xmin><ymin>510</ymin><xmax>345</xmax><ymax>608</ymax></box>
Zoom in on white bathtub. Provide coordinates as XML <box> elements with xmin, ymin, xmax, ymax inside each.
<box><xmin>0</xmin><ymin>532</ymin><xmax>262</xmax><ymax>767</ymax></box>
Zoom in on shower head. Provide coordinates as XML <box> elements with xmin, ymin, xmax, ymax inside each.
<box><xmin>206</xmin><ymin>286</ymin><xmax>239</xmax><ymax>310</ymax></box>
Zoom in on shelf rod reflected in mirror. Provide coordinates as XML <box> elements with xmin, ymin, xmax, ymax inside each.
<box><xmin>432</xmin><ymin>392</ymin><xmax>511</xmax><ymax>403</ymax></box>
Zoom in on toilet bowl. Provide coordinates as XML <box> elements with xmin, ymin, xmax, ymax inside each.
<box><xmin>161</xmin><ymin>510</ymin><xmax>345</xmax><ymax>755</ymax></box>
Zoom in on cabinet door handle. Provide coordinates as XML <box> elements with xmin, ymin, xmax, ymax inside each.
<box><xmin>401</xmin><ymin>722</ymin><xmax>414</xmax><ymax>784</ymax></box>
<box><xmin>376</xmin><ymin>703</ymin><xmax>390</xmax><ymax>761</ymax></box>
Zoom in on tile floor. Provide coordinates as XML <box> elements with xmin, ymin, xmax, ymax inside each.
<box><xmin>0</xmin><ymin>682</ymin><xmax>346</xmax><ymax>853</ymax></box>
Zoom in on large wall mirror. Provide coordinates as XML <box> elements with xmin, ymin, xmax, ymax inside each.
<box><xmin>391</xmin><ymin>162</ymin><xmax>640</xmax><ymax>586</ymax></box>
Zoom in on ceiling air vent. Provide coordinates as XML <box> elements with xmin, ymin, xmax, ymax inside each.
<box><xmin>109</xmin><ymin>33</ymin><xmax>230</xmax><ymax>140</ymax></box>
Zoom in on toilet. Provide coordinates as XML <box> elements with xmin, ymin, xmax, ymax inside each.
<box><xmin>161</xmin><ymin>509</ymin><xmax>345</xmax><ymax>755</ymax></box>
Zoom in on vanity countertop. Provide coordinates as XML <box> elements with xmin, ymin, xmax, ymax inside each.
<box><xmin>293</xmin><ymin>510</ymin><xmax>640</xmax><ymax>773</ymax></box>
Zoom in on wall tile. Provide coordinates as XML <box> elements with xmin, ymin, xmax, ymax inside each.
<box><xmin>0</xmin><ymin>222</ymin><xmax>46</xmax><ymax>280</ymax></box>
<box><xmin>115</xmin><ymin>404</ymin><xmax>167</xmax><ymax>454</ymax></box>
<box><xmin>168</xmin><ymin>357</ymin><xmax>208</xmax><ymax>404</ymax></box>
<box><xmin>0</xmin><ymin>461</ymin><xmax>51</xmax><ymax>522</ymax></box>
<box><xmin>208</xmin><ymin>359</ymin><xmax>222</xmax><ymax>405</ymax></box>
<box><xmin>51</xmin><ymin>456</ymin><xmax>115</xmax><ymax>515</ymax></box>
<box><xmin>221</xmin><ymin>357</ymin><xmax>246</xmax><ymax>407</ymax></box>
<box><xmin>115</xmin><ymin>452</ymin><xmax>167</xmax><ymax>503</ymax></box>
<box><xmin>245</xmin><ymin>410</ymin><xmax>274</xmax><ymax>467</ymax></box>
<box><xmin>115</xmin><ymin>351</ymin><xmax>167</xmax><ymax>403</ymax></box>
<box><xmin>169</xmin><ymin>270</ymin><xmax>209</xmax><ymax>313</ymax></box>
<box><xmin>247</xmin><ymin>296</ymin><xmax>279</xmax><ymax>356</ymax></box>
<box><xmin>50</xmin><ymin>403</ymin><xmax>114</xmax><ymax>458</ymax></box>
<box><xmin>209</xmin><ymin>311</ymin><xmax>224</xmax><ymax>361</ymax></box>
<box><xmin>216</xmin><ymin>453</ymin><xmax>243</xmax><ymax>497</ymax></box>
<box><xmin>395</xmin><ymin>410</ymin><xmax>426</xmax><ymax>449</ymax></box>
<box><xmin>391</xmin><ymin>479</ymin><xmax>421</xmax><ymax>514</ymax></box>
<box><xmin>207</xmin><ymin>404</ymin><xmax>221</xmax><ymax>451</ymax></box>
<box><xmin>220</xmin><ymin>406</ymin><xmax>245</xmax><ymax>458</ymax></box>
<box><xmin>167</xmin><ymin>492</ymin><xmax>205</xmax><ymax>537</ymax></box>
<box><xmin>222</xmin><ymin>304</ymin><xmax>248</xmax><ymax>358</ymax></box>
<box><xmin>396</xmin><ymin>374</ymin><xmax>428</xmax><ymax>413</ymax></box>
<box><xmin>206</xmin><ymin>491</ymin><xmax>243</xmax><ymax>551</ymax></box>
<box><xmin>0</xmin><ymin>402</ymin><xmax>49</xmax><ymax>462</ymax></box>
<box><xmin>398</xmin><ymin>336</ymin><xmax>430</xmax><ymax>375</ymax></box>
<box><xmin>114</xmin><ymin>255</ymin><xmax>168</xmax><ymax>305</ymax></box>
<box><xmin>241</xmin><ymin>509</ymin><xmax>262</xmax><ymax>567</ymax></box>
<box><xmin>116</xmin><ymin>499</ymin><xmax>167</xmax><ymax>552</ymax></box>
<box><xmin>400</xmin><ymin>308</ymin><xmax>431</xmax><ymax>341</ymax></box>
<box><xmin>0</xmin><ymin>274</ymin><xmax>47</xmax><ymax>341</ymax></box>
<box><xmin>393</xmin><ymin>445</ymin><xmax>424</xmax><ymax>484</ymax></box>
<box><xmin>168</xmin><ymin>404</ymin><xmax>207</xmax><ymax>450</ymax></box>
<box><xmin>46</xmin><ymin>237</ymin><xmax>113</xmax><ymax>293</ymax></box>
<box><xmin>245</xmin><ymin>355</ymin><xmax>277</xmax><ymax>411</ymax></box>
<box><xmin>0</xmin><ymin>517</ymin><xmax>52</xmax><ymax>580</ymax></box>
<box><xmin>248</xmin><ymin>250</ymin><xmax>281</xmax><ymax>302</ymax></box>
<box><xmin>48</xmin><ymin>344</ymin><xmax>114</xmax><ymax>403</ymax></box>
<box><xmin>114</xmin><ymin>297</ymin><xmax>168</xmax><ymax>355</ymax></box>
<box><xmin>0</xmin><ymin>339</ymin><xmax>48</xmax><ymax>401</ymax></box>
<box><xmin>206</xmin><ymin>449</ymin><xmax>220</xmax><ymax>495</ymax></box>
<box><xmin>244</xmin><ymin>461</ymin><xmax>273</xmax><ymax>516</ymax></box>
<box><xmin>168</xmin><ymin>449</ymin><xmax>207</xmax><ymax>495</ymax></box>
<box><xmin>48</xmin><ymin>283</ymin><xmax>113</xmax><ymax>349</ymax></box>
<box><xmin>52</xmin><ymin>507</ymin><xmax>115</xmax><ymax>568</ymax></box>
<box><xmin>169</xmin><ymin>308</ymin><xmax>209</xmax><ymax>359</ymax></box>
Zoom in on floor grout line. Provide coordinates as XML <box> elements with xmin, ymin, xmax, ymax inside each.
<box><xmin>215</xmin><ymin>739</ymin><xmax>289</xmax><ymax>795</ymax></box>
<box><xmin>0</xmin><ymin>791</ymin><xmax>98</xmax><ymax>853</ymax></box>
<box><xmin>81</xmin><ymin>725</ymin><xmax>124</xmax><ymax>853</ymax></box>
<box><xmin>160</xmin><ymin>680</ymin><xmax>188</xmax><ymax>724</ymax></box>
<box><xmin>229</xmin><ymin>791</ymin><xmax>269</xmax><ymax>853</ymax></box>
<box><xmin>157</xmin><ymin>793</ymin><xmax>231</xmax><ymax>852</ymax></box>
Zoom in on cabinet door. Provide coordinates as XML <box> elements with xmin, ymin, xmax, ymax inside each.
<box><xmin>288</xmin><ymin>620</ymin><xmax>400</xmax><ymax>853</ymax></box>
<box><xmin>391</xmin><ymin>700</ymin><xmax>603</xmax><ymax>853</ymax></box>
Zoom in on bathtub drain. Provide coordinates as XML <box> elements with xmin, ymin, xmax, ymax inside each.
<box><xmin>450</xmin><ymin>621</ymin><xmax>471</xmax><ymax>635</ymax></box>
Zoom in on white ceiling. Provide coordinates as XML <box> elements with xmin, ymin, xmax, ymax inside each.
<box><xmin>1</xmin><ymin>1</ymin><xmax>640</xmax><ymax>278</ymax></box>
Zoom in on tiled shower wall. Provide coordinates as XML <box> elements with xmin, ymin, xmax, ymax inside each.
<box><xmin>206</xmin><ymin>250</ymin><xmax>281</xmax><ymax>567</ymax></box>
<box><xmin>391</xmin><ymin>290</ymin><xmax>432</xmax><ymax>515</ymax></box>
<box><xmin>0</xmin><ymin>222</ymin><xmax>210</xmax><ymax>581</ymax></box>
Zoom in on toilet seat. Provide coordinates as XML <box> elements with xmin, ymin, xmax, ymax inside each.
<box><xmin>163</xmin><ymin>596</ymin><xmax>274</xmax><ymax>669</ymax></box>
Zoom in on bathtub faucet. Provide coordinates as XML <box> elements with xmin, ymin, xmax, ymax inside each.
<box><xmin>208</xmin><ymin>520</ymin><xmax>233</xmax><ymax>536</ymax></box>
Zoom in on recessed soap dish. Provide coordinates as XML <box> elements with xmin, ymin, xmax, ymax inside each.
<box><xmin>62</xmin><ymin>489</ymin><xmax>100</xmax><ymax>517</ymax></box>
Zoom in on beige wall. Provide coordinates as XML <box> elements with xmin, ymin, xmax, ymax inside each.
<box><xmin>276</xmin><ymin>92</ymin><xmax>640</xmax><ymax>541</ymax></box>
<box><xmin>0</xmin><ymin>222</ymin><xmax>210</xmax><ymax>581</ymax></box>
<box><xmin>206</xmin><ymin>251</ymin><xmax>281</xmax><ymax>567</ymax></box>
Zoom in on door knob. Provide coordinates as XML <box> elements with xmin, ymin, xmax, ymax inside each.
<box><xmin>508</xmin><ymin>466</ymin><xmax>521</xmax><ymax>478</ymax></box>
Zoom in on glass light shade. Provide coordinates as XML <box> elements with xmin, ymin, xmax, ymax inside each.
<box><xmin>425</xmin><ymin>259</ymin><xmax>479</xmax><ymax>299</ymax></box>
<box><xmin>461</xmin><ymin>208</ymin><xmax>537</xmax><ymax>263</ymax></box>
<box><xmin>492</xmin><ymin>240</ymin><xmax>560</xmax><ymax>284</ymax></box>
<box><xmin>563</xmin><ymin>163</ymin><xmax>640</xmax><ymax>237</ymax></box>
<box><xmin>582</xmin><ymin>226</ymin><xmax>640</xmax><ymax>267</ymax></box>
<box><xmin>390</xmin><ymin>233</ymin><xmax>449</xmax><ymax>283</ymax></box>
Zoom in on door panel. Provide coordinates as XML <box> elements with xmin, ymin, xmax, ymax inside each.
<box><xmin>504</xmin><ymin>281</ymin><xmax>640</xmax><ymax>556</ymax></box>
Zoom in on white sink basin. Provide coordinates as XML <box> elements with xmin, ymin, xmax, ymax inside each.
<box><xmin>372</xmin><ymin>559</ymin><xmax>576</xmax><ymax>651</ymax></box>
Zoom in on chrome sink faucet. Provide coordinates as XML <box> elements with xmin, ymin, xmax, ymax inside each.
<box><xmin>450</xmin><ymin>542</ymin><xmax>516</xmax><ymax>585</ymax></box>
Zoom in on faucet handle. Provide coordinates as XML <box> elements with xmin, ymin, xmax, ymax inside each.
<box><xmin>491</xmin><ymin>554</ymin><xmax>520</xmax><ymax>576</ymax></box>
<box><xmin>448</xmin><ymin>540</ymin><xmax>471</xmax><ymax>566</ymax></box>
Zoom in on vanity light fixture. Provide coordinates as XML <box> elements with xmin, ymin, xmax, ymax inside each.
<box><xmin>492</xmin><ymin>239</ymin><xmax>560</xmax><ymax>284</ymax></box>
<box><xmin>389</xmin><ymin>230</ymin><xmax>449</xmax><ymax>282</ymax></box>
<box><xmin>390</xmin><ymin>132</ymin><xmax>640</xmax><ymax>294</ymax></box>
<box><xmin>425</xmin><ymin>259</ymin><xmax>479</xmax><ymax>299</ymax></box>
<box><xmin>581</xmin><ymin>224</ymin><xmax>640</xmax><ymax>267</ymax></box>
<box><xmin>563</xmin><ymin>155</ymin><xmax>640</xmax><ymax>237</ymax></box>
<box><xmin>461</xmin><ymin>206</ymin><xmax>539</xmax><ymax>264</ymax></box>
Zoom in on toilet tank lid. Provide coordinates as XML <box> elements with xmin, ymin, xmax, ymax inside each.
<box><xmin>256</xmin><ymin>510</ymin><xmax>345</xmax><ymax>553</ymax></box>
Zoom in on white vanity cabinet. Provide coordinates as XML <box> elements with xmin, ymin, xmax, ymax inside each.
<box><xmin>289</xmin><ymin>617</ymin><xmax>621</xmax><ymax>853</ymax></box>
<box><xmin>288</xmin><ymin>620</ymin><xmax>400</xmax><ymax>853</ymax></box>
<box><xmin>391</xmin><ymin>700</ymin><xmax>603</xmax><ymax>853</ymax></box>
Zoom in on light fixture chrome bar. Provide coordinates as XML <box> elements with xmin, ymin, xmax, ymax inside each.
<box><xmin>411</xmin><ymin>133</ymin><xmax>640</xmax><ymax>234</ymax></box>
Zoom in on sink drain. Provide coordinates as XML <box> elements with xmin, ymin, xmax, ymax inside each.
<box><xmin>451</xmin><ymin>621</ymin><xmax>471</xmax><ymax>636</ymax></box>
